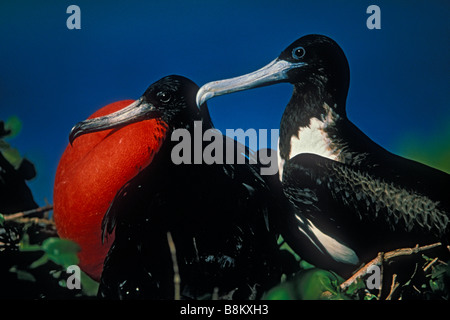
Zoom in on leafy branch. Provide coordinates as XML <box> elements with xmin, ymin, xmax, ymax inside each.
<box><xmin>266</xmin><ymin>241</ymin><xmax>450</xmax><ymax>300</ymax></box>
<box><xmin>1</xmin><ymin>210</ymin><xmax>99</xmax><ymax>298</ymax></box>
<box><xmin>340</xmin><ymin>242</ymin><xmax>443</xmax><ymax>291</ymax></box>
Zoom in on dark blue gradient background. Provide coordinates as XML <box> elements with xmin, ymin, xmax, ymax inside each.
<box><xmin>0</xmin><ymin>1</ymin><xmax>449</xmax><ymax>206</ymax></box>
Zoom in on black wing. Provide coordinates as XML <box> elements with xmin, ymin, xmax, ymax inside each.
<box><xmin>280</xmin><ymin>153</ymin><xmax>450</xmax><ymax>274</ymax></box>
<box><xmin>99</xmin><ymin>136</ymin><xmax>287</xmax><ymax>299</ymax></box>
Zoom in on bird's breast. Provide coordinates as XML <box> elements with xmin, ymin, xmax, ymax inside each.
<box><xmin>279</xmin><ymin>103</ymin><xmax>343</xmax><ymax>180</ymax></box>
<box><xmin>288</xmin><ymin>117</ymin><xmax>341</xmax><ymax>163</ymax></box>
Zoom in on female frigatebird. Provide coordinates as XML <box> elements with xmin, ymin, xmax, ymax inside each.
<box><xmin>68</xmin><ymin>75</ymin><xmax>291</xmax><ymax>299</ymax></box>
<box><xmin>195</xmin><ymin>34</ymin><xmax>450</xmax><ymax>276</ymax></box>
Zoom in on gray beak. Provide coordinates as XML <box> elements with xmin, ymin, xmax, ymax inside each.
<box><xmin>196</xmin><ymin>58</ymin><xmax>306</xmax><ymax>108</ymax></box>
<box><xmin>69</xmin><ymin>98</ymin><xmax>156</xmax><ymax>144</ymax></box>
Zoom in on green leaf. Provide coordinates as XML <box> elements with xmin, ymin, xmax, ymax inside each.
<box><xmin>429</xmin><ymin>263</ymin><xmax>450</xmax><ymax>294</ymax></box>
<box><xmin>344</xmin><ymin>278</ymin><xmax>366</xmax><ymax>296</ymax></box>
<box><xmin>264</xmin><ymin>282</ymin><xmax>296</xmax><ymax>300</ymax></box>
<box><xmin>278</xmin><ymin>235</ymin><xmax>301</xmax><ymax>262</ymax></box>
<box><xmin>80</xmin><ymin>270</ymin><xmax>100</xmax><ymax>296</ymax></box>
<box><xmin>18</xmin><ymin>233</ymin><xmax>42</xmax><ymax>252</ymax></box>
<box><xmin>0</xmin><ymin>213</ymin><xmax>4</xmax><ymax>226</ymax></box>
<box><xmin>364</xmin><ymin>293</ymin><xmax>378</xmax><ymax>300</ymax></box>
<box><xmin>50</xmin><ymin>270</ymin><xmax>62</xmax><ymax>279</ymax></box>
<box><xmin>41</xmin><ymin>238</ymin><xmax>81</xmax><ymax>268</ymax></box>
<box><xmin>29</xmin><ymin>254</ymin><xmax>49</xmax><ymax>269</ymax></box>
<box><xmin>4</xmin><ymin>116</ymin><xmax>22</xmax><ymax>139</ymax></box>
<box><xmin>299</xmin><ymin>259</ymin><xmax>315</xmax><ymax>270</ymax></box>
<box><xmin>58</xmin><ymin>279</ymin><xmax>67</xmax><ymax>288</ymax></box>
<box><xmin>9</xmin><ymin>266</ymin><xmax>36</xmax><ymax>282</ymax></box>
<box><xmin>0</xmin><ymin>143</ymin><xmax>22</xmax><ymax>170</ymax></box>
<box><xmin>294</xmin><ymin>268</ymin><xmax>349</xmax><ymax>300</ymax></box>
<box><xmin>265</xmin><ymin>268</ymin><xmax>351</xmax><ymax>300</ymax></box>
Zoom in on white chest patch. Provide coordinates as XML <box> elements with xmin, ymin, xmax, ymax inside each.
<box><xmin>289</xmin><ymin>104</ymin><xmax>342</xmax><ymax>163</ymax></box>
<box><xmin>289</xmin><ymin>118</ymin><xmax>339</xmax><ymax>161</ymax></box>
<box><xmin>278</xmin><ymin>104</ymin><xmax>341</xmax><ymax>181</ymax></box>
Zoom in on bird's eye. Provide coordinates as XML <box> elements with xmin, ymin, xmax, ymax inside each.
<box><xmin>292</xmin><ymin>46</ymin><xmax>306</xmax><ymax>60</ymax></box>
<box><xmin>157</xmin><ymin>91</ymin><xmax>172</xmax><ymax>103</ymax></box>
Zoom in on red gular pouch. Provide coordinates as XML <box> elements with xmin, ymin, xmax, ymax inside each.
<box><xmin>53</xmin><ymin>100</ymin><xmax>168</xmax><ymax>281</ymax></box>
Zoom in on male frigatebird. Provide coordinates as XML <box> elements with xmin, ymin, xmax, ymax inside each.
<box><xmin>68</xmin><ymin>75</ymin><xmax>291</xmax><ymax>299</ymax></box>
<box><xmin>196</xmin><ymin>34</ymin><xmax>450</xmax><ymax>276</ymax></box>
<box><xmin>54</xmin><ymin>100</ymin><xmax>167</xmax><ymax>281</ymax></box>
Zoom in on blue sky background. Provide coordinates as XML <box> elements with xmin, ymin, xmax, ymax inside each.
<box><xmin>0</xmin><ymin>1</ymin><xmax>449</xmax><ymax>207</ymax></box>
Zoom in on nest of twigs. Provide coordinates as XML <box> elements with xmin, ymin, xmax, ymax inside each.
<box><xmin>1</xmin><ymin>206</ymin><xmax>449</xmax><ymax>300</ymax></box>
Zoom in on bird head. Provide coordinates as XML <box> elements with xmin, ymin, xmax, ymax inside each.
<box><xmin>70</xmin><ymin>75</ymin><xmax>212</xmax><ymax>144</ymax></box>
<box><xmin>196</xmin><ymin>34</ymin><xmax>350</xmax><ymax>114</ymax></box>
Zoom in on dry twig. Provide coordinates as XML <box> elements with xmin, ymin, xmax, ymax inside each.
<box><xmin>340</xmin><ymin>242</ymin><xmax>442</xmax><ymax>292</ymax></box>
<box><xmin>167</xmin><ymin>232</ymin><xmax>181</xmax><ymax>300</ymax></box>
<box><xmin>3</xmin><ymin>205</ymin><xmax>53</xmax><ymax>221</ymax></box>
<box><xmin>423</xmin><ymin>257</ymin><xmax>439</xmax><ymax>272</ymax></box>
<box><xmin>386</xmin><ymin>274</ymin><xmax>399</xmax><ymax>300</ymax></box>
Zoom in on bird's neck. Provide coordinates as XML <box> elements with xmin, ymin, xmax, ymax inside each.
<box><xmin>278</xmin><ymin>86</ymin><xmax>348</xmax><ymax>173</ymax></box>
<box><xmin>154</xmin><ymin>117</ymin><xmax>216</xmax><ymax>168</ymax></box>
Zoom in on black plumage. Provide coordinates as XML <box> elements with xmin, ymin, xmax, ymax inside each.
<box><xmin>282</xmin><ymin>152</ymin><xmax>449</xmax><ymax>275</ymax></box>
<box><xmin>69</xmin><ymin>75</ymin><xmax>290</xmax><ymax>299</ymax></box>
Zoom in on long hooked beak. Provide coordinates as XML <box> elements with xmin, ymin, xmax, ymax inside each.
<box><xmin>196</xmin><ymin>58</ymin><xmax>306</xmax><ymax>108</ymax></box>
<box><xmin>69</xmin><ymin>98</ymin><xmax>157</xmax><ymax>144</ymax></box>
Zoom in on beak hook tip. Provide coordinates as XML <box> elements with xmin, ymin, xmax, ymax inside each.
<box><xmin>68</xmin><ymin>124</ymin><xmax>82</xmax><ymax>145</ymax></box>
